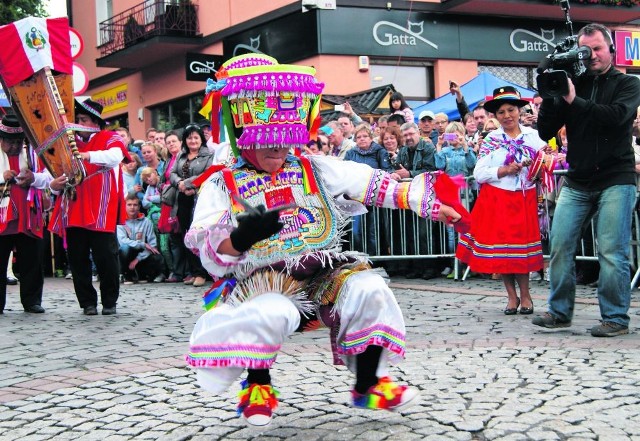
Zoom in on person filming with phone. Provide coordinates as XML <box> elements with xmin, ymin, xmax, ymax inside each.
<box><xmin>435</xmin><ymin>122</ymin><xmax>477</xmax><ymax>275</ymax></box>
<box><xmin>532</xmin><ymin>23</ymin><xmax>640</xmax><ymax>337</ymax></box>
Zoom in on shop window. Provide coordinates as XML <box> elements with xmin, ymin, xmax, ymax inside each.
<box><xmin>105</xmin><ymin>114</ymin><xmax>129</xmax><ymax>131</ymax></box>
<box><xmin>150</xmin><ymin>93</ymin><xmax>204</xmax><ymax>132</ymax></box>
<box><xmin>479</xmin><ymin>65</ymin><xmax>535</xmax><ymax>90</ymax></box>
<box><xmin>369</xmin><ymin>64</ymin><xmax>432</xmax><ymax>101</ymax></box>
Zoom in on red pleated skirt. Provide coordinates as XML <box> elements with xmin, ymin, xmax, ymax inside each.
<box><xmin>456</xmin><ymin>184</ymin><xmax>543</xmax><ymax>274</ymax></box>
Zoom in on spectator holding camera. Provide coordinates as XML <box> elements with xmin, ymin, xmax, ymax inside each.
<box><xmin>435</xmin><ymin>122</ymin><xmax>477</xmax><ymax>178</ymax></box>
<box><xmin>520</xmin><ymin>105</ymin><xmax>537</xmax><ymax>129</ymax></box>
<box><xmin>435</xmin><ymin>122</ymin><xmax>477</xmax><ymax>275</ymax></box>
<box><xmin>532</xmin><ymin>23</ymin><xmax>640</xmax><ymax>337</ymax></box>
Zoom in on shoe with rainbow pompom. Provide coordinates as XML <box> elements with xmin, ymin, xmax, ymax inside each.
<box><xmin>237</xmin><ymin>380</ymin><xmax>279</xmax><ymax>426</ymax></box>
<box><xmin>351</xmin><ymin>376</ymin><xmax>419</xmax><ymax>411</ymax></box>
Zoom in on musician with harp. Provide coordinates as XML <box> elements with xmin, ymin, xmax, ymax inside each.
<box><xmin>48</xmin><ymin>99</ymin><xmax>131</xmax><ymax>316</ymax></box>
<box><xmin>0</xmin><ymin>17</ymin><xmax>129</xmax><ymax>315</ymax></box>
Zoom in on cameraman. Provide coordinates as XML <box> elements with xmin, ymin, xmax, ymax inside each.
<box><xmin>532</xmin><ymin>23</ymin><xmax>640</xmax><ymax>337</ymax></box>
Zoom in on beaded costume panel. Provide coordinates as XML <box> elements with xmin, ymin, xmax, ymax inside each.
<box><xmin>230</xmin><ymin>163</ymin><xmax>338</xmax><ymax>260</ymax></box>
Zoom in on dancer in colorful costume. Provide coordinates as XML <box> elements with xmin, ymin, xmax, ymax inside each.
<box><xmin>185</xmin><ymin>54</ymin><xmax>470</xmax><ymax>426</ymax></box>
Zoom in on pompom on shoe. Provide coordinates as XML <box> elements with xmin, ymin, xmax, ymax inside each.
<box><xmin>237</xmin><ymin>380</ymin><xmax>279</xmax><ymax>426</ymax></box>
<box><xmin>352</xmin><ymin>377</ymin><xmax>419</xmax><ymax>411</ymax></box>
<box><xmin>433</xmin><ymin>172</ymin><xmax>472</xmax><ymax>234</ymax></box>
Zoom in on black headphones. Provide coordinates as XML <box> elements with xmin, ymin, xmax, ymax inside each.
<box><xmin>604</xmin><ymin>28</ymin><xmax>616</xmax><ymax>54</ymax></box>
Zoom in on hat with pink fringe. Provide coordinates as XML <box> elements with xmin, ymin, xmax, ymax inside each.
<box><xmin>202</xmin><ymin>54</ymin><xmax>324</xmax><ymax>156</ymax></box>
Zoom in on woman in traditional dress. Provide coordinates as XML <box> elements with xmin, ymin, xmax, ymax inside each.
<box><xmin>457</xmin><ymin>86</ymin><xmax>547</xmax><ymax>315</ymax></box>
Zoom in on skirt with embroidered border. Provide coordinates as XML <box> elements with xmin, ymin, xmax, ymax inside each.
<box><xmin>456</xmin><ymin>184</ymin><xmax>543</xmax><ymax>274</ymax></box>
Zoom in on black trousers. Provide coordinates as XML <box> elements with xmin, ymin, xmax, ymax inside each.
<box><xmin>176</xmin><ymin>193</ymin><xmax>207</xmax><ymax>279</ymax></box>
<box><xmin>66</xmin><ymin>228</ymin><xmax>120</xmax><ymax>309</ymax></box>
<box><xmin>119</xmin><ymin>245</ymin><xmax>163</xmax><ymax>281</ymax></box>
<box><xmin>0</xmin><ymin>233</ymin><xmax>43</xmax><ymax>312</ymax></box>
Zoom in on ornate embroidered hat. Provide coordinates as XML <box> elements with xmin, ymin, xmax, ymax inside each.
<box><xmin>207</xmin><ymin>53</ymin><xmax>324</xmax><ymax>154</ymax></box>
<box><xmin>0</xmin><ymin>114</ymin><xmax>25</xmax><ymax>140</ymax></box>
<box><xmin>483</xmin><ymin>86</ymin><xmax>530</xmax><ymax>114</ymax></box>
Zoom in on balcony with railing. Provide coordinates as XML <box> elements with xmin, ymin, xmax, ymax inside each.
<box><xmin>97</xmin><ymin>0</ymin><xmax>201</xmax><ymax>69</ymax></box>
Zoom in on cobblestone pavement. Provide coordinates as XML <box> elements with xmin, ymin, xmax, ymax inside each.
<box><xmin>0</xmin><ymin>275</ymin><xmax>638</xmax><ymax>440</ymax></box>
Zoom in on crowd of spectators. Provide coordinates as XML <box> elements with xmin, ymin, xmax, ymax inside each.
<box><xmin>302</xmin><ymin>84</ymin><xmax>576</xmax><ymax>283</ymax></box>
<box><xmin>33</xmin><ymin>76</ymin><xmax>624</xmax><ymax>296</ymax></box>
<box><xmin>33</xmin><ymin>86</ymin><xmax>592</xmax><ymax>293</ymax></box>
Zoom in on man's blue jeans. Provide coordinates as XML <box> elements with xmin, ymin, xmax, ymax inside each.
<box><xmin>352</xmin><ymin>210</ymin><xmax>377</xmax><ymax>254</ymax></box>
<box><xmin>548</xmin><ymin>184</ymin><xmax>635</xmax><ymax>326</ymax></box>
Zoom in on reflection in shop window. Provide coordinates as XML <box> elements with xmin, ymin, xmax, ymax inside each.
<box><xmin>370</xmin><ymin>64</ymin><xmax>430</xmax><ymax>101</ymax></box>
<box><xmin>105</xmin><ymin>114</ymin><xmax>129</xmax><ymax>131</ymax></box>
<box><xmin>150</xmin><ymin>93</ymin><xmax>204</xmax><ymax>132</ymax></box>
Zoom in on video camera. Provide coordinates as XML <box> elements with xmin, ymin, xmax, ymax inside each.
<box><xmin>536</xmin><ymin>0</ymin><xmax>591</xmax><ymax>99</ymax></box>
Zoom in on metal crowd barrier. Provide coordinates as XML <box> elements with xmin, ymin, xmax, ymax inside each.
<box><xmin>347</xmin><ymin>172</ymin><xmax>640</xmax><ymax>288</ymax></box>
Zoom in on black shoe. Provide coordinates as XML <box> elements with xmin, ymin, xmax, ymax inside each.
<box><xmin>102</xmin><ymin>306</ymin><xmax>117</xmax><ymax>315</ymax></box>
<box><xmin>6</xmin><ymin>276</ymin><xmax>18</xmax><ymax>285</ymax></box>
<box><xmin>24</xmin><ymin>305</ymin><xmax>45</xmax><ymax>313</ymax></box>
<box><xmin>590</xmin><ymin>321</ymin><xmax>628</xmax><ymax>337</ymax></box>
<box><xmin>532</xmin><ymin>312</ymin><xmax>571</xmax><ymax>328</ymax></box>
<box><xmin>421</xmin><ymin>269</ymin><xmax>438</xmax><ymax>280</ymax></box>
<box><xmin>504</xmin><ymin>299</ymin><xmax>520</xmax><ymax>315</ymax></box>
<box><xmin>405</xmin><ymin>271</ymin><xmax>419</xmax><ymax>279</ymax></box>
<box><xmin>519</xmin><ymin>305</ymin><xmax>534</xmax><ymax>315</ymax></box>
<box><xmin>83</xmin><ymin>305</ymin><xmax>98</xmax><ymax>316</ymax></box>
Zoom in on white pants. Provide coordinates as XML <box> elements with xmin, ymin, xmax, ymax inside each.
<box><xmin>188</xmin><ymin>271</ymin><xmax>406</xmax><ymax>394</ymax></box>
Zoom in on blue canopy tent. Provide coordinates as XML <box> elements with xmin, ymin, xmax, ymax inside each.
<box><xmin>412</xmin><ymin>72</ymin><xmax>536</xmax><ymax>122</ymax></box>
<box><xmin>0</xmin><ymin>84</ymin><xmax>9</xmax><ymax>108</ymax></box>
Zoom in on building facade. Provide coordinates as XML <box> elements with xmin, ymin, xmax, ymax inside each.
<box><xmin>63</xmin><ymin>0</ymin><xmax>640</xmax><ymax>139</ymax></box>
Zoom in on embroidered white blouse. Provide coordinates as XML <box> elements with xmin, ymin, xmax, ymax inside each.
<box><xmin>473</xmin><ymin>125</ymin><xmax>547</xmax><ymax>192</ymax></box>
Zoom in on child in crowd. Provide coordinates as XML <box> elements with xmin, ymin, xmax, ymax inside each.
<box><xmin>122</xmin><ymin>153</ymin><xmax>142</xmax><ymax>196</ymax></box>
<box><xmin>141</xmin><ymin>167</ymin><xmax>162</xmax><ymax>221</ymax></box>
<box><xmin>388</xmin><ymin>92</ymin><xmax>414</xmax><ymax>124</ymax></box>
<box><xmin>140</xmin><ymin>167</ymin><xmax>170</xmax><ymax>282</ymax></box>
<box><xmin>435</xmin><ymin>121</ymin><xmax>478</xmax><ymax>276</ymax></box>
<box><xmin>435</xmin><ymin>122</ymin><xmax>477</xmax><ymax>177</ymax></box>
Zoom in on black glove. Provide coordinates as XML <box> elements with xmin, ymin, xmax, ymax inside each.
<box><xmin>229</xmin><ymin>204</ymin><xmax>284</xmax><ymax>252</ymax></box>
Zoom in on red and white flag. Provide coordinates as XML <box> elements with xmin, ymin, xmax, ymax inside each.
<box><xmin>0</xmin><ymin>17</ymin><xmax>72</xmax><ymax>88</ymax></box>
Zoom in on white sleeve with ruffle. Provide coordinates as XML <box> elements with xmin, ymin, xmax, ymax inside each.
<box><xmin>184</xmin><ymin>175</ymin><xmax>246</xmax><ymax>278</ymax></box>
<box><xmin>310</xmin><ymin>155</ymin><xmax>440</xmax><ymax>220</ymax></box>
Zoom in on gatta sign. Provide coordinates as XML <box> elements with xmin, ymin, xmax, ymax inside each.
<box><xmin>186</xmin><ymin>53</ymin><xmax>225</xmax><ymax>82</ymax></box>
<box><xmin>510</xmin><ymin>28</ymin><xmax>556</xmax><ymax>53</ymax></box>
<box><xmin>373</xmin><ymin>20</ymin><xmax>438</xmax><ymax>49</ymax></box>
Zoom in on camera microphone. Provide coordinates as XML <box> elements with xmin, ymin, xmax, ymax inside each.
<box><xmin>536</xmin><ymin>56</ymin><xmax>552</xmax><ymax>74</ymax></box>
